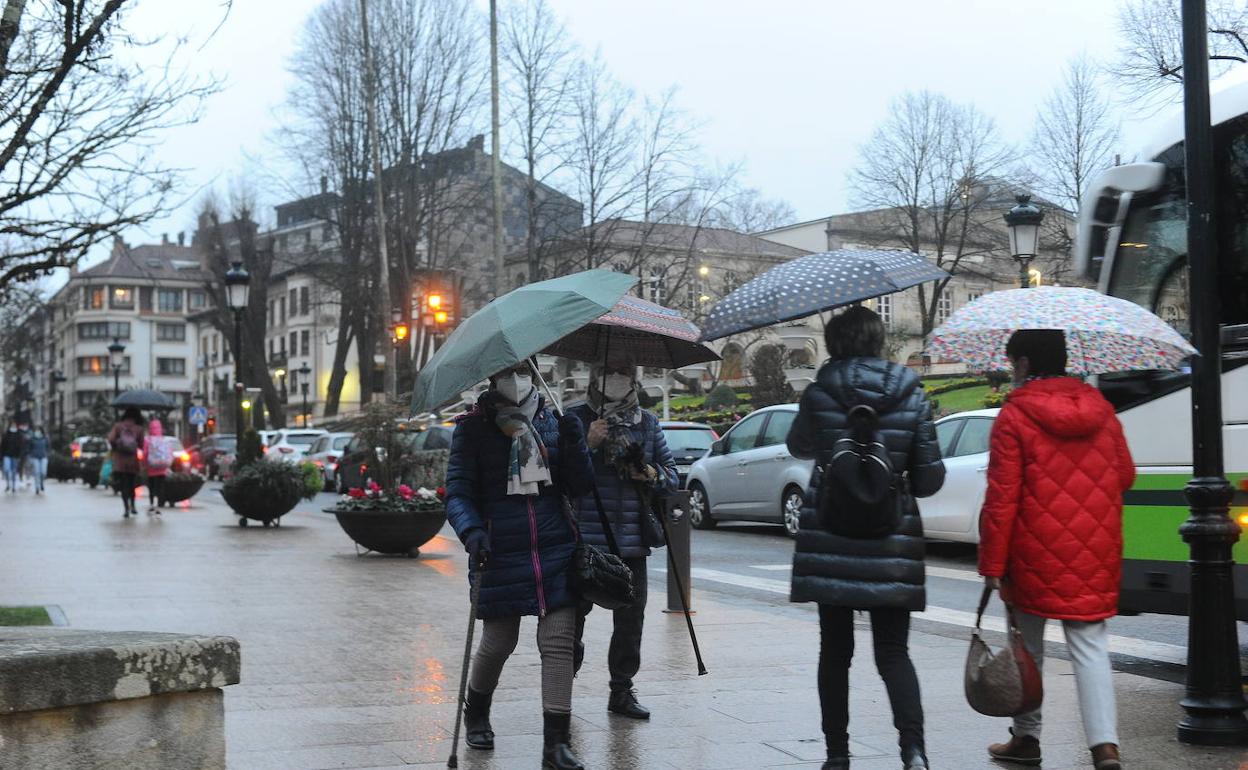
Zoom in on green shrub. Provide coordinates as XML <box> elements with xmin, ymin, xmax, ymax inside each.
<box><xmin>982</xmin><ymin>390</ymin><xmax>1008</xmax><ymax>408</ymax></box>
<box><xmin>299</xmin><ymin>461</ymin><xmax>324</xmax><ymax>499</ymax></box>
<box><xmin>398</xmin><ymin>449</ymin><xmax>449</xmax><ymax>490</ymax></box>
<box><xmin>923</xmin><ymin>378</ymin><xmax>988</xmax><ymax>396</ymax></box>
<box><xmin>223</xmin><ymin>461</ymin><xmax>305</xmax><ymax>516</ymax></box>
<box><xmin>704</xmin><ymin>384</ymin><xmax>739</xmax><ymax>411</ymax></box>
<box><xmin>749</xmin><ymin>345</ymin><xmax>794</xmax><ymax>408</ymax></box>
<box><xmin>235</xmin><ymin>429</ymin><xmax>263</xmax><ymax>470</ymax></box>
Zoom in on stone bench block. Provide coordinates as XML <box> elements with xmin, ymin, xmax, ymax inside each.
<box><xmin>0</xmin><ymin>628</ymin><xmax>240</xmax><ymax>770</ymax></box>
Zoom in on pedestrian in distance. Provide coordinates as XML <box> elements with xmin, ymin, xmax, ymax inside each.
<box><xmin>142</xmin><ymin>418</ymin><xmax>174</xmax><ymax>515</ymax></box>
<box><xmin>786</xmin><ymin>306</ymin><xmax>946</xmax><ymax>770</ymax></box>
<box><xmin>978</xmin><ymin>330</ymin><xmax>1133</xmax><ymax>770</ymax></box>
<box><xmin>569</xmin><ymin>352</ymin><xmax>679</xmax><ymax>720</ymax></box>
<box><xmin>1</xmin><ymin>420</ymin><xmax>24</xmax><ymax>493</ymax></box>
<box><xmin>107</xmin><ymin>407</ymin><xmax>146</xmax><ymax>518</ymax></box>
<box><xmin>27</xmin><ymin>426</ymin><xmax>49</xmax><ymax>495</ymax></box>
<box><xmin>445</xmin><ymin>363</ymin><xmax>597</xmax><ymax>770</ymax></box>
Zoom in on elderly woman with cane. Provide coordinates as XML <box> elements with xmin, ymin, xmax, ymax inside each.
<box><xmin>445</xmin><ymin>361</ymin><xmax>596</xmax><ymax>770</ymax></box>
<box><xmin>568</xmin><ymin>351</ymin><xmax>678</xmax><ymax>719</ymax></box>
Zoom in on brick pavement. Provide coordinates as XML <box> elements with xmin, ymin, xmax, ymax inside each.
<box><xmin>2</xmin><ymin>482</ymin><xmax>1247</xmax><ymax>769</ymax></box>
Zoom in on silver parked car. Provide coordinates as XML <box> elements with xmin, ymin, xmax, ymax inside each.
<box><xmin>304</xmin><ymin>432</ymin><xmax>355</xmax><ymax>492</ymax></box>
<box><xmin>921</xmin><ymin>408</ymin><xmax>999</xmax><ymax>544</ymax></box>
<box><xmin>684</xmin><ymin>404</ymin><xmax>814</xmax><ymax>536</ymax></box>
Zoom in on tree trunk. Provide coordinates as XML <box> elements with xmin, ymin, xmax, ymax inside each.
<box><xmin>322</xmin><ymin>325</ymin><xmax>354</xmax><ymax>418</ymax></box>
<box><xmin>0</xmin><ymin>0</ymin><xmax>27</xmax><ymax>79</ymax></box>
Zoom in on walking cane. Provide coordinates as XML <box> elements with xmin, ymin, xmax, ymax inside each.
<box><xmin>447</xmin><ymin>563</ymin><xmax>483</xmax><ymax>769</ymax></box>
<box><xmin>656</xmin><ymin>503</ymin><xmax>708</xmax><ymax>676</ymax></box>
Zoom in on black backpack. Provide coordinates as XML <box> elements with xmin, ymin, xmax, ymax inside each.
<box><xmin>816</xmin><ymin>404</ymin><xmax>902</xmax><ymax>538</ymax></box>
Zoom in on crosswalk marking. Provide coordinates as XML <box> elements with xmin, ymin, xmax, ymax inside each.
<box><xmin>750</xmin><ymin>563</ymin><xmax>983</xmax><ymax>584</ymax></box>
<box><xmin>653</xmin><ymin>565</ymin><xmax>1188</xmax><ymax>666</ymax></box>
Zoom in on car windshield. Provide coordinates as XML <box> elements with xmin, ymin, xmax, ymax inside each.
<box><xmin>662</xmin><ymin>427</ymin><xmax>715</xmax><ymax>453</ymax></box>
<box><xmin>215</xmin><ymin>438</ymin><xmax>236</xmax><ymax>449</ymax></box>
<box><xmin>284</xmin><ymin>434</ymin><xmax>321</xmax><ymax>445</ymax></box>
<box><xmin>333</xmin><ymin>436</ymin><xmax>351</xmax><ymax>450</ymax></box>
<box><xmin>81</xmin><ymin>438</ymin><xmax>108</xmax><ymax>453</ymax></box>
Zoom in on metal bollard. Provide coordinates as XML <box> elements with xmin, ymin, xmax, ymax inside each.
<box><xmin>662</xmin><ymin>490</ymin><xmax>694</xmax><ymax>615</ymax></box>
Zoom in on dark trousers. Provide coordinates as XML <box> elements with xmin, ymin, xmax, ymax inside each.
<box><xmin>113</xmin><ymin>471</ymin><xmax>137</xmax><ymax>508</ymax></box>
<box><xmin>818</xmin><ymin>605</ymin><xmax>924</xmax><ymax>758</ymax></box>
<box><xmin>147</xmin><ymin>474</ymin><xmax>165</xmax><ymax>505</ymax></box>
<box><xmin>576</xmin><ymin>555</ymin><xmax>648</xmax><ymax>691</ymax></box>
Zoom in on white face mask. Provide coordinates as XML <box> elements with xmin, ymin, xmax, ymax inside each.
<box><xmin>495</xmin><ymin>373</ymin><xmax>532</xmax><ymax>405</ymax></box>
<box><xmin>603</xmin><ymin>372</ymin><xmax>634</xmax><ymax>402</ymax></box>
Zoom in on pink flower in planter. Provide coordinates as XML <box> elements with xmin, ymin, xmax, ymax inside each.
<box><xmin>367</xmin><ymin>480</ymin><xmax>382</xmax><ymax>496</ymax></box>
<box><xmin>347</xmin><ymin>487</ymin><xmax>366</xmax><ymax>499</ymax></box>
<box><xmin>397</xmin><ymin>484</ymin><xmax>415</xmax><ymax>500</ymax></box>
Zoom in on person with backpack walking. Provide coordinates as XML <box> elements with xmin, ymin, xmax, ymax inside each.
<box><xmin>979</xmin><ymin>330</ymin><xmax>1134</xmax><ymax>770</ymax></box>
<box><xmin>568</xmin><ymin>352</ymin><xmax>679</xmax><ymax>720</ymax></box>
<box><xmin>785</xmin><ymin>306</ymin><xmax>946</xmax><ymax>770</ymax></box>
<box><xmin>2</xmin><ymin>421</ymin><xmax>24</xmax><ymax>493</ymax></box>
<box><xmin>26</xmin><ymin>426</ymin><xmax>49</xmax><ymax>494</ymax></box>
<box><xmin>142</xmin><ymin>418</ymin><xmax>174</xmax><ymax>515</ymax></box>
<box><xmin>107</xmin><ymin>407</ymin><xmax>146</xmax><ymax>518</ymax></box>
<box><xmin>445</xmin><ymin>363</ymin><xmax>596</xmax><ymax>770</ymax></box>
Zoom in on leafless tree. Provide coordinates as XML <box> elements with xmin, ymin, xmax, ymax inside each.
<box><xmin>1030</xmin><ymin>56</ymin><xmax>1121</xmax><ymax>213</ymax></box>
<box><xmin>1113</xmin><ymin>0</ymin><xmax>1248</xmax><ymax>103</ymax></box>
<box><xmin>850</xmin><ymin>90</ymin><xmax>1016</xmax><ymax>336</ymax></box>
<box><xmin>0</xmin><ymin>0</ymin><xmax>214</xmax><ymax>290</ymax></box>
<box><xmin>705</xmin><ymin>185</ymin><xmax>796</xmax><ymax>234</ymax></box>
<box><xmin>501</xmin><ymin>0</ymin><xmax>576</xmax><ymax>286</ymax></box>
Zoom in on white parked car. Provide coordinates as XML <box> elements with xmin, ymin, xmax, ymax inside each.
<box><xmin>921</xmin><ymin>408</ymin><xmax>999</xmax><ymax>544</ymax></box>
<box><xmin>685</xmin><ymin>404</ymin><xmax>814</xmax><ymax>537</ymax></box>
<box><xmin>262</xmin><ymin>429</ymin><xmax>329</xmax><ymax>463</ymax></box>
<box><xmin>305</xmin><ymin>432</ymin><xmax>354</xmax><ymax>492</ymax></box>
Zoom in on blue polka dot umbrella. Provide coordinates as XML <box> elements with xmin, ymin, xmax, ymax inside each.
<box><xmin>699</xmin><ymin>248</ymin><xmax>950</xmax><ymax>341</ymax></box>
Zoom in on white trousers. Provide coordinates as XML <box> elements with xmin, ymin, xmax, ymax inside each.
<box><xmin>1012</xmin><ymin>611</ymin><xmax>1119</xmax><ymax>748</ymax></box>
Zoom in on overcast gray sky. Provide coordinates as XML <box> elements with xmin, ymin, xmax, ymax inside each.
<box><xmin>107</xmin><ymin>0</ymin><xmax>1161</xmax><ymax>267</ymax></box>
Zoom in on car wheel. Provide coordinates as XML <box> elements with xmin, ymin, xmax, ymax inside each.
<box><xmin>782</xmin><ymin>486</ymin><xmax>804</xmax><ymax>537</ymax></box>
<box><xmin>688</xmin><ymin>483</ymin><xmax>715</xmax><ymax>530</ymax></box>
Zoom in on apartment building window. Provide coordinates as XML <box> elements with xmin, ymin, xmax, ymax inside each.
<box><xmin>279</xmin><ymin>296</ymin><xmax>286</xmax><ymax>325</ymax></box>
<box><xmin>189</xmin><ymin>290</ymin><xmax>206</xmax><ymax>309</ymax></box>
<box><xmin>268</xmin><ymin>338</ymin><xmax>275</xmax><ymax>359</ymax></box>
<box><xmin>156</xmin><ymin>357</ymin><xmax>186</xmax><ymax>376</ymax></box>
<box><xmin>278</xmin><ymin>233</ymin><xmax>288</xmax><ymax>251</ymax></box>
<box><xmin>299</xmin><ymin>286</ymin><xmax>309</xmax><ymax>316</ymax></box>
<box><xmin>156</xmin><ymin>323</ymin><xmax>186</xmax><ymax>341</ymax></box>
<box><xmin>139</xmin><ymin>286</ymin><xmax>152</xmax><ymax>311</ymax></box>
<box><xmin>78</xmin><ymin>321</ymin><xmax>131</xmax><ymax>340</ymax></box>
<box><xmin>110</xmin><ymin>286</ymin><xmax>134</xmax><ymax>309</ymax></box>
<box><xmin>157</xmin><ymin>289</ymin><xmax>183</xmax><ymax>312</ymax></box>
<box><xmin>202</xmin><ymin>337</ymin><xmax>210</xmax><ymax>362</ymax></box>
<box><xmin>646</xmin><ymin>267</ymin><xmax>667</xmax><ymax>306</ymax></box>
<box><xmin>303</xmin><ymin>231</ymin><xmax>312</xmax><ymax>249</ymax></box>
<box><xmin>289</xmin><ymin>332</ymin><xmax>297</xmax><ymax>357</ymax></box>
<box><xmin>289</xmin><ymin>288</ymin><xmax>298</xmax><ymax>316</ymax></box>
<box><xmin>85</xmin><ymin>287</ymin><xmax>105</xmax><ymax>309</ymax></box>
<box><xmin>268</xmin><ymin>300</ymin><xmax>274</xmax><ymax>327</ymax></box>
<box><xmin>937</xmin><ymin>291</ymin><xmax>952</xmax><ymax>324</ymax></box>
<box><xmin>76</xmin><ymin>391</ymin><xmax>100</xmax><ymax>409</ymax></box>
<box><xmin>967</xmin><ymin>291</ymin><xmax>983</xmax><ymax>304</ymax></box>
<box><xmin>78</xmin><ymin>356</ymin><xmax>129</xmax><ymax>375</ymax></box>
<box><xmin>300</xmin><ymin>330</ymin><xmax>310</xmax><ymax>356</ymax></box>
<box><xmin>877</xmin><ymin>294</ymin><xmax>893</xmax><ymax>328</ymax></box>
<box><xmin>280</xmin><ymin>335</ymin><xmax>287</xmax><ymax>357</ymax></box>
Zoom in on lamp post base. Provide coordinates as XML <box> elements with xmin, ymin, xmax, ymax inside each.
<box><xmin>1178</xmin><ymin>702</ymin><xmax>1248</xmax><ymax>745</ymax></box>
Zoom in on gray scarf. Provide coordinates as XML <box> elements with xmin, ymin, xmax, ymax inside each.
<box><xmin>587</xmin><ymin>379</ymin><xmax>643</xmax><ymax>471</ymax></box>
<box><xmin>493</xmin><ymin>387</ymin><xmax>551</xmax><ymax>496</ymax></box>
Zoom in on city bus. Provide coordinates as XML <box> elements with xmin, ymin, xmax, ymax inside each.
<box><xmin>1076</xmin><ymin>73</ymin><xmax>1248</xmax><ymax>619</ymax></box>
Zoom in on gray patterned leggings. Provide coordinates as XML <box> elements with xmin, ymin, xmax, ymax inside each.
<box><xmin>468</xmin><ymin>606</ymin><xmax>577</xmax><ymax>714</ymax></box>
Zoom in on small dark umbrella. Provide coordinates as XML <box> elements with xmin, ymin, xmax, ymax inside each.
<box><xmin>542</xmin><ymin>295</ymin><xmax>719</xmax><ymax>369</ymax></box>
<box><xmin>699</xmin><ymin>248</ymin><xmax>950</xmax><ymax>342</ymax></box>
<box><xmin>110</xmin><ymin>389</ymin><xmax>176</xmax><ymax>411</ymax></box>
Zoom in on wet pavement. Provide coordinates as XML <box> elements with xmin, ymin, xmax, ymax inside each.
<box><xmin>3</xmin><ymin>481</ymin><xmax>1248</xmax><ymax>769</ymax></box>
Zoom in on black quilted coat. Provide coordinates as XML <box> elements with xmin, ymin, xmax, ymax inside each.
<box><xmin>786</xmin><ymin>357</ymin><xmax>945</xmax><ymax>610</ymax></box>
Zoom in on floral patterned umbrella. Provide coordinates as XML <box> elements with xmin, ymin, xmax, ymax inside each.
<box><xmin>926</xmin><ymin>286</ymin><xmax>1197</xmax><ymax>375</ymax></box>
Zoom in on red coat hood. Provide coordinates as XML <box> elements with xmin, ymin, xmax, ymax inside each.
<box><xmin>1006</xmin><ymin>377</ymin><xmax>1114</xmax><ymax>439</ymax></box>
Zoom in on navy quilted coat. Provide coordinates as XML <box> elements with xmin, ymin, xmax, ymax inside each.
<box><xmin>978</xmin><ymin>377</ymin><xmax>1134</xmax><ymax>622</ymax></box>
<box><xmin>445</xmin><ymin>393</ymin><xmax>595</xmax><ymax>620</ymax></box>
<box><xmin>786</xmin><ymin>358</ymin><xmax>946</xmax><ymax>611</ymax></box>
<box><xmin>568</xmin><ymin>404</ymin><xmax>679</xmax><ymax>559</ymax></box>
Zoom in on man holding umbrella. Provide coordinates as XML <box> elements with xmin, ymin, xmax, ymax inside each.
<box><xmin>569</xmin><ymin>351</ymin><xmax>679</xmax><ymax>720</ymax></box>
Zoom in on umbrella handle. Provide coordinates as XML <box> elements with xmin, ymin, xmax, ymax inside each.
<box><xmin>528</xmin><ymin>358</ymin><xmax>562</xmax><ymax>417</ymax></box>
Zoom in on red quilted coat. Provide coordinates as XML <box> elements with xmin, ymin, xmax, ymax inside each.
<box><xmin>978</xmin><ymin>377</ymin><xmax>1135</xmax><ymax>621</ymax></box>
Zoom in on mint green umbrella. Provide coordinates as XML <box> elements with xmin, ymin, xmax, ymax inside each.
<box><xmin>410</xmin><ymin>269</ymin><xmax>638</xmax><ymax>414</ymax></box>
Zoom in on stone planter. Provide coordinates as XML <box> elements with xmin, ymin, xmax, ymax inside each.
<box><xmin>159</xmin><ymin>476</ymin><xmax>205</xmax><ymax>505</ymax></box>
<box><xmin>220</xmin><ymin>487</ymin><xmax>300</xmax><ymax>528</ymax></box>
<box><xmin>327</xmin><ymin>506</ymin><xmax>447</xmax><ymax>557</ymax></box>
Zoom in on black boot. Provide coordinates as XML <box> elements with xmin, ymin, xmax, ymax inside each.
<box><xmin>607</xmin><ymin>688</ymin><xmax>650</xmax><ymax>719</ymax></box>
<box><xmin>822</xmin><ymin>758</ymin><xmax>849</xmax><ymax>770</ymax></box>
<box><xmin>463</xmin><ymin>687</ymin><xmax>494</xmax><ymax>750</ymax></box>
<box><xmin>541</xmin><ymin>712</ymin><xmax>584</xmax><ymax>770</ymax></box>
<box><xmin>901</xmin><ymin>745</ymin><xmax>928</xmax><ymax>769</ymax></box>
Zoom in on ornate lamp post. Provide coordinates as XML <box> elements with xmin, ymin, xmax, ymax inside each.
<box><xmin>224</xmin><ymin>261</ymin><xmax>251</xmax><ymax>436</ymax></box>
<box><xmin>1004</xmin><ymin>194</ymin><xmax>1045</xmax><ymax>289</ymax></box>
<box><xmin>107</xmin><ymin>338</ymin><xmax>126</xmax><ymax>398</ymax></box>
<box><xmin>50</xmin><ymin>371</ymin><xmax>66</xmax><ymax>443</ymax></box>
<box><xmin>1176</xmin><ymin>0</ymin><xmax>1248</xmax><ymax>745</ymax></box>
<box><xmin>298</xmin><ymin>361</ymin><xmax>311</xmax><ymax>428</ymax></box>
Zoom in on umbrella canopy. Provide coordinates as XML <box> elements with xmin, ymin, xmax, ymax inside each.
<box><xmin>926</xmin><ymin>286</ymin><xmax>1197</xmax><ymax>375</ymax></box>
<box><xmin>699</xmin><ymin>248</ymin><xmax>950</xmax><ymax>341</ymax></box>
<box><xmin>410</xmin><ymin>269</ymin><xmax>638</xmax><ymax>414</ymax></box>
<box><xmin>111</xmin><ymin>389</ymin><xmax>176</xmax><ymax>410</ymax></box>
<box><xmin>542</xmin><ymin>295</ymin><xmax>720</xmax><ymax>368</ymax></box>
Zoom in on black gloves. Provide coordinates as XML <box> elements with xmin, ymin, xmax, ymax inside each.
<box><xmin>464</xmin><ymin>528</ymin><xmax>490</xmax><ymax>566</ymax></box>
<box><xmin>558</xmin><ymin>413</ymin><xmax>585</xmax><ymax>443</ymax></box>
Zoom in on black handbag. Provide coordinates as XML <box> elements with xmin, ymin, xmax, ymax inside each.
<box><xmin>568</xmin><ymin>485</ymin><xmax>635</xmax><ymax>611</ymax></box>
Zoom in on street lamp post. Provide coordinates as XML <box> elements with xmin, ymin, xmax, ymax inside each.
<box><xmin>107</xmin><ymin>337</ymin><xmax>126</xmax><ymax>398</ymax></box>
<box><xmin>298</xmin><ymin>362</ymin><xmax>311</xmax><ymax>428</ymax></box>
<box><xmin>1004</xmin><ymin>194</ymin><xmax>1044</xmax><ymax>289</ymax></box>
<box><xmin>224</xmin><ymin>261</ymin><xmax>251</xmax><ymax>436</ymax></box>
<box><xmin>1177</xmin><ymin>0</ymin><xmax>1248</xmax><ymax>745</ymax></box>
<box><xmin>50</xmin><ymin>371</ymin><xmax>66</xmax><ymax>443</ymax></box>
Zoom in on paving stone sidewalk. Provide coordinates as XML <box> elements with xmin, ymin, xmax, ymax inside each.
<box><xmin>2</xmin><ymin>482</ymin><xmax>1247</xmax><ymax>769</ymax></box>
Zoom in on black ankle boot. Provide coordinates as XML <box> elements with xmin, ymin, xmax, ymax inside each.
<box><xmin>541</xmin><ymin>712</ymin><xmax>584</xmax><ymax>770</ymax></box>
<box><xmin>607</xmin><ymin>688</ymin><xmax>650</xmax><ymax>719</ymax></box>
<box><xmin>463</xmin><ymin>687</ymin><xmax>494</xmax><ymax>750</ymax></box>
<box><xmin>822</xmin><ymin>758</ymin><xmax>849</xmax><ymax>770</ymax></box>
<box><xmin>901</xmin><ymin>745</ymin><xmax>928</xmax><ymax>769</ymax></box>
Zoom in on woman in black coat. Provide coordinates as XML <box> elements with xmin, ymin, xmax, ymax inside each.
<box><xmin>786</xmin><ymin>306</ymin><xmax>945</xmax><ymax>770</ymax></box>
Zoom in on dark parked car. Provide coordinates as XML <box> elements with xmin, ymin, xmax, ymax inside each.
<box><xmin>659</xmin><ymin>421</ymin><xmax>718</xmax><ymax>489</ymax></box>
<box><xmin>194</xmin><ymin>434</ymin><xmax>237</xmax><ymax>480</ymax></box>
<box><xmin>336</xmin><ymin>424</ymin><xmax>453</xmax><ymax>492</ymax></box>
